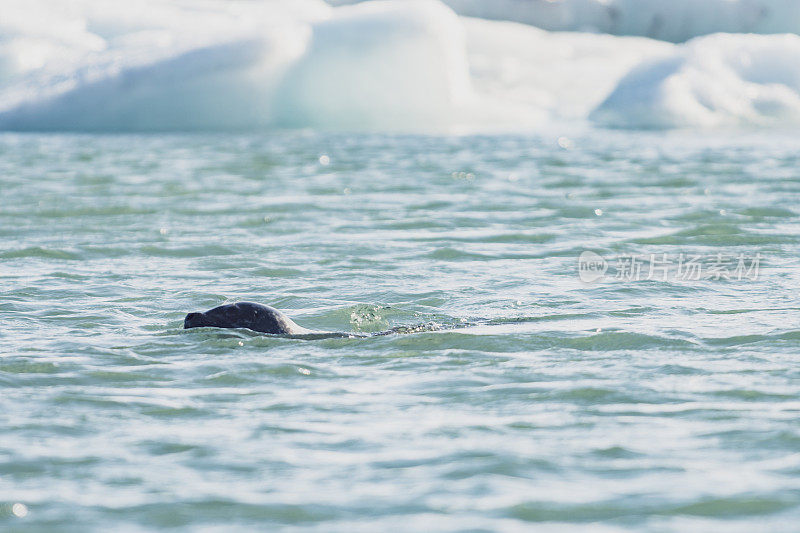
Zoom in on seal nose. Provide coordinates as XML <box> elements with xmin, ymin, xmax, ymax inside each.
<box><xmin>184</xmin><ymin>312</ymin><xmax>204</xmax><ymax>329</ymax></box>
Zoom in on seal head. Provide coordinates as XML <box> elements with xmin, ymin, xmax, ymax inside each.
<box><xmin>184</xmin><ymin>302</ymin><xmax>310</xmax><ymax>335</ymax></box>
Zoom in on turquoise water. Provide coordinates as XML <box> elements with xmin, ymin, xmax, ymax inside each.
<box><xmin>2</xmin><ymin>130</ymin><xmax>800</xmax><ymax>531</ymax></box>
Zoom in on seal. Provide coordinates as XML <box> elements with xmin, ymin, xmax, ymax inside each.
<box><xmin>183</xmin><ymin>302</ymin><xmax>450</xmax><ymax>338</ymax></box>
<box><xmin>184</xmin><ymin>302</ymin><xmax>315</xmax><ymax>335</ymax></box>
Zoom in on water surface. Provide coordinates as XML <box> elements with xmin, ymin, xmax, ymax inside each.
<box><xmin>2</xmin><ymin>130</ymin><xmax>800</xmax><ymax>531</ymax></box>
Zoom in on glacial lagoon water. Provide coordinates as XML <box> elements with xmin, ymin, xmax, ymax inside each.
<box><xmin>2</xmin><ymin>129</ymin><xmax>800</xmax><ymax>531</ymax></box>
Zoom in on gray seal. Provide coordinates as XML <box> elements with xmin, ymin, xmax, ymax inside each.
<box><xmin>184</xmin><ymin>302</ymin><xmax>316</xmax><ymax>335</ymax></box>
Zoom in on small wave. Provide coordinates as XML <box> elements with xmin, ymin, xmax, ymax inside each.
<box><xmin>563</xmin><ymin>331</ymin><xmax>698</xmax><ymax>351</ymax></box>
<box><xmin>1</xmin><ymin>246</ymin><xmax>81</xmax><ymax>260</ymax></box>
<box><xmin>410</xmin><ymin>232</ymin><xmax>557</xmax><ymax>244</ymax></box>
<box><xmin>425</xmin><ymin>247</ymin><xmax>495</xmax><ymax>261</ymax></box>
<box><xmin>505</xmin><ymin>494</ymin><xmax>793</xmax><ymax>522</ymax></box>
<box><xmin>249</xmin><ymin>267</ymin><xmax>304</xmax><ymax>278</ymax></box>
<box><xmin>138</xmin><ymin>244</ymin><xmax>237</xmax><ymax>258</ymax></box>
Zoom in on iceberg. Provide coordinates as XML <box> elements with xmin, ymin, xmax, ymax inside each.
<box><xmin>0</xmin><ymin>0</ymin><xmax>329</xmax><ymax>131</ymax></box>
<box><xmin>416</xmin><ymin>0</ymin><xmax>800</xmax><ymax>43</ymax></box>
<box><xmin>273</xmin><ymin>0</ymin><xmax>473</xmax><ymax>131</ymax></box>
<box><xmin>592</xmin><ymin>33</ymin><xmax>800</xmax><ymax>128</ymax></box>
<box><xmin>1</xmin><ymin>0</ymin><xmax>800</xmax><ymax>132</ymax></box>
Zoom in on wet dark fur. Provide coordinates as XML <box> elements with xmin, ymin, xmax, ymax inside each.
<box><xmin>184</xmin><ymin>302</ymin><xmax>301</xmax><ymax>335</ymax></box>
